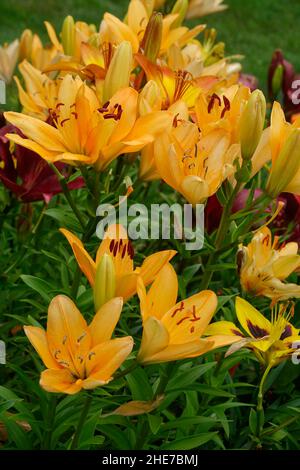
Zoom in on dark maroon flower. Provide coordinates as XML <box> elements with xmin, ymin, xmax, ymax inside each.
<box><xmin>272</xmin><ymin>192</ymin><xmax>300</xmax><ymax>244</ymax></box>
<box><xmin>205</xmin><ymin>189</ymin><xmax>262</xmax><ymax>233</ymax></box>
<box><xmin>239</xmin><ymin>73</ymin><xmax>258</xmax><ymax>92</ymax></box>
<box><xmin>0</xmin><ymin>124</ymin><xmax>84</xmax><ymax>203</ymax></box>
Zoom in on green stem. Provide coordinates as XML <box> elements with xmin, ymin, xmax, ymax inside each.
<box><xmin>154</xmin><ymin>362</ymin><xmax>175</xmax><ymax>399</ymax></box>
<box><xmin>256</xmin><ymin>362</ymin><xmax>273</xmax><ymax>437</ymax></box>
<box><xmin>49</xmin><ymin>163</ymin><xmax>86</xmax><ymax>230</ymax></box>
<box><xmin>114</xmin><ymin>361</ymin><xmax>139</xmax><ymax>380</ymax></box>
<box><xmin>42</xmin><ymin>395</ymin><xmax>57</xmax><ymax>450</ymax></box>
<box><xmin>71</xmin><ymin>265</ymin><xmax>82</xmax><ymax>299</ymax></box>
<box><xmin>70</xmin><ymin>395</ymin><xmax>93</xmax><ymax>450</ymax></box>
<box><xmin>200</xmin><ymin>181</ymin><xmax>242</xmax><ymax>289</ymax></box>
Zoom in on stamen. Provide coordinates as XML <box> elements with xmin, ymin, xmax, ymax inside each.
<box><xmin>171</xmin><ymin>301</ymin><xmax>185</xmax><ymax>318</ymax></box>
<box><xmin>207</xmin><ymin>93</ymin><xmax>221</xmax><ymax>113</ymax></box>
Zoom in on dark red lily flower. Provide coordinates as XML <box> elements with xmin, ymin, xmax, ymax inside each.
<box><xmin>205</xmin><ymin>189</ymin><xmax>300</xmax><ymax>245</ymax></box>
<box><xmin>205</xmin><ymin>190</ymin><xmax>262</xmax><ymax>234</ymax></box>
<box><xmin>272</xmin><ymin>193</ymin><xmax>300</xmax><ymax>244</ymax></box>
<box><xmin>0</xmin><ymin>124</ymin><xmax>84</xmax><ymax>203</ymax></box>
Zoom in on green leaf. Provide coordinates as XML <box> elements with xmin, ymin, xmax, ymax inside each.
<box><xmin>20</xmin><ymin>275</ymin><xmax>54</xmax><ymax>302</ymax></box>
<box><xmin>249</xmin><ymin>408</ymin><xmax>258</xmax><ymax>435</ymax></box>
<box><xmin>167</xmin><ymin>363</ymin><xmax>216</xmax><ymax>391</ymax></box>
<box><xmin>148</xmin><ymin>414</ymin><xmax>162</xmax><ymax>435</ymax></box>
<box><xmin>161</xmin><ymin>432</ymin><xmax>218</xmax><ymax>450</ymax></box>
<box><xmin>45</xmin><ymin>208</ymin><xmax>82</xmax><ymax>232</ymax></box>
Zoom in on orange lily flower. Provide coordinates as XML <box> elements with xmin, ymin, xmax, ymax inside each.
<box><xmin>153</xmin><ymin>117</ymin><xmax>238</xmax><ymax>205</ymax></box>
<box><xmin>24</xmin><ymin>295</ymin><xmax>133</xmax><ymax>394</ymax></box>
<box><xmin>60</xmin><ymin>224</ymin><xmax>176</xmax><ymax>301</ymax></box>
<box><xmin>5</xmin><ymin>74</ymin><xmax>172</xmax><ymax>170</ymax></box>
<box><xmin>205</xmin><ymin>297</ymin><xmax>300</xmax><ymax>367</ymax></box>
<box><xmin>137</xmin><ymin>263</ymin><xmax>239</xmax><ymax>364</ymax></box>
<box><xmin>237</xmin><ymin>226</ymin><xmax>300</xmax><ymax>301</ymax></box>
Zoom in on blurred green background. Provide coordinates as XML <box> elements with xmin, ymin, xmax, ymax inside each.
<box><xmin>1</xmin><ymin>0</ymin><xmax>300</xmax><ymax>89</ymax></box>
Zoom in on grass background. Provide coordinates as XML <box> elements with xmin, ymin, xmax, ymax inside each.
<box><xmin>0</xmin><ymin>0</ymin><xmax>300</xmax><ymax>89</ymax></box>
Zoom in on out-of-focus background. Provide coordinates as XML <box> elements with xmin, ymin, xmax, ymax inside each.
<box><xmin>1</xmin><ymin>0</ymin><xmax>300</xmax><ymax>88</ymax></box>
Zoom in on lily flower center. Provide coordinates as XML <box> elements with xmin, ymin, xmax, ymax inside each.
<box><xmin>98</xmin><ymin>101</ymin><xmax>123</xmax><ymax>121</ymax></box>
<box><xmin>207</xmin><ymin>93</ymin><xmax>231</xmax><ymax>119</ymax></box>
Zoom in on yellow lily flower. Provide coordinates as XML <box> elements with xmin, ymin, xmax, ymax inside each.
<box><xmin>100</xmin><ymin>0</ymin><xmax>204</xmax><ymax>55</ymax></box>
<box><xmin>4</xmin><ymin>74</ymin><xmax>172</xmax><ymax>170</ymax></box>
<box><xmin>14</xmin><ymin>60</ymin><xmax>59</xmax><ymax>120</ymax></box>
<box><xmin>60</xmin><ymin>224</ymin><xmax>176</xmax><ymax>301</ymax></box>
<box><xmin>0</xmin><ymin>39</ymin><xmax>19</xmax><ymax>84</ymax></box>
<box><xmin>24</xmin><ymin>295</ymin><xmax>133</xmax><ymax>394</ymax></box>
<box><xmin>137</xmin><ymin>263</ymin><xmax>239</xmax><ymax>364</ymax></box>
<box><xmin>205</xmin><ymin>297</ymin><xmax>300</xmax><ymax>367</ymax></box>
<box><xmin>136</xmin><ymin>53</ymin><xmax>218</xmax><ymax>110</ymax></box>
<box><xmin>237</xmin><ymin>227</ymin><xmax>300</xmax><ymax>301</ymax></box>
<box><xmin>186</xmin><ymin>0</ymin><xmax>228</xmax><ymax>19</ymax></box>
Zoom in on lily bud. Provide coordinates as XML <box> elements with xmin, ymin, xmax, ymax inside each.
<box><xmin>171</xmin><ymin>0</ymin><xmax>189</xmax><ymax>27</ymax></box>
<box><xmin>140</xmin><ymin>12</ymin><xmax>162</xmax><ymax>63</ymax></box>
<box><xmin>93</xmin><ymin>253</ymin><xmax>116</xmax><ymax>311</ymax></box>
<box><xmin>19</xmin><ymin>29</ymin><xmax>33</xmax><ymax>61</ymax></box>
<box><xmin>61</xmin><ymin>15</ymin><xmax>76</xmax><ymax>56</ymax></box>
<box><xmin>267</xmin><ymin>129</ymin><xmax>300</xmax><ymax>198</ymax></box>
<box><xmin>271</xmin><ymin>64</ymin><xmax>284</xmax><ymax>99</ymax></box>
<box><xmin>138</xmin><ymin>80</ymin><xmax>162</xmax><ymax>115</ymax></box>
<box><xmin>102</xmin><ymin>41</ymin><xmax>133</xmax><ymax>102</ymax></box>
<box><xmin>239</xmin><ymin>89</ymin><xmax>266</xmax><ymax>160</ymax></box>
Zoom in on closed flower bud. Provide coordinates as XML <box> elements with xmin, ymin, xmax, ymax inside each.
<box><xmin>94</xmin><ymin>253</ymin><xmax>116</xmax><ymax>311</ymax></box>
<box><xmin>171</xmin><ymin>0</ymin><xmax>189</xmax><ymax>27</ymax></box>
<box><xmin>103</xmin><ymin>41</ymin><xmax>133</xmax><ymax>102</ymax></box>
<box><xmin>19</xmin><ymin>29</ymin><xmax>33</xmax><ymax>61</ymax></box>
<box><xmin>61</xmin><ymin>15</ymin><xmax>76</xmax><ymax>56</ymax></box>
<box><xmin>267</xmin><ymin>129</ymin><xmax>300</xmax><ymax>198</ymax></box>
<box><xmin>140</xmin><ymin>12</ymin><xmax>163</xmax><ymax>63</ymax></box>
<box><xmin>271</xmin><ymin>64</ymin><xmax>284</xmax><ymax>99</ymax></box>
<box><xmin>138</xmin><ymin>80</ymin><xmax>162</xmax><ymax>115</ymax></box>
<box><xmin>239</xmin><ymin>89</ymin><xmax>266</xmax><ymax>160</ymax></box>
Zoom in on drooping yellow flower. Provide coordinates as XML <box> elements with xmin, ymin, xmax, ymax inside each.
<box><xmin>61</xmin><ymin>224</ymin><xmax>176</xmax><ymax>301</ymax></box>
<box><xmin>237</xmin><ymin>227</ymin><xmax>300</xmax><ymax>301</ymax></box>
<box><xmin>100</xmin><ymin>0</ymin><xmax>205</xmax><ymax>55</ymax></box>
<box><xmin>137</xmin><ymin>263</ymin><xmax>239</xmax><ymax>364</ymax></box>
<box><xmin>24</xmin><ymin>295</ymin><xmax>133</xmax><ymax>394</ymax></box>
<box><xmin>5</xmin><ymin>74</ymin><xmax>172</xmax><ymax>170</ymax></box>
<box><xmin>0</xmin><ymin>39</ymin><xmax>19</xmax><ymax>84</ymax></box>
<box><xmin>252</xmin><ymin>102</ymin><xmax>300</xmax><ymax>196</ymax></box>
<box><xmin>14</xmin><ymin>60</ymin><xmax>59</xmax><ymax>120</ymax></box>
<box><xmin>186</xmin><ymin>0</ymin><xmax>228</xmax><ymax>19</ymax></box>
<box><xmin>205</xmin><ymin>297</ymin><xmax>300</xmax><ymax>367</ymax></box>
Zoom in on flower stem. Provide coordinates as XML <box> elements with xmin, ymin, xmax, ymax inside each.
<box><xmin>70</xmin><ymin>395</ymin><xmax>93</xmax><ymax>450</ymax></box>
<box><xmin>154</xmin><ymin>362</ymin><xmax>175</xmax><ymax>399</ymax></box>
<box><xmin>200</xmin><ymin>181</ymin><xmax>242</xmax><ymax>290</ymax></box>
<box><xmin>42</xmin><ymin>395</ymin><xmax>57</xmax><ymax>450</ymax></box>
<box><xmin>256</xmin><ymin>362</ymin><xmax>273</xmax><ymax>437</ymax></box>
<box><xmin>114</xmin><ymin>360</ymin><xmax>139</xmax><ymax>380</ymax></box>
<box><xmin>49</xmin><ymin>163</ymin><xmax>86</xmax><ymax>230</ymax></box>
